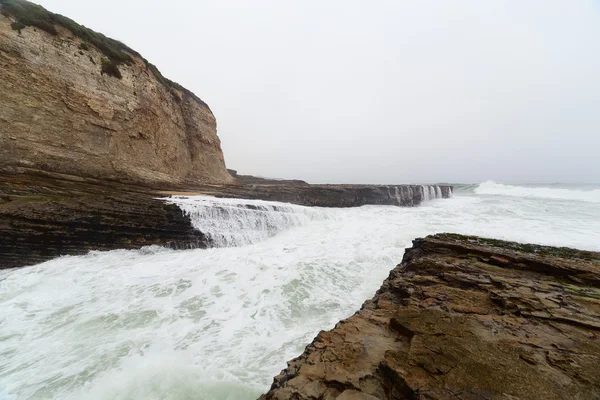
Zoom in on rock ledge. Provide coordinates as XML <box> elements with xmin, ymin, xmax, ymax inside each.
<box><xmin>261</xmin><ymin>234</ymin><xmax>600</xmax><ymax>400</ymax></box>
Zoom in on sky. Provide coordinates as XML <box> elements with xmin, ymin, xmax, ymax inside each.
<box><xmin>35</xmin><ymin>0</ymin><xmax>600</xmax><ymax>184</ymax></box>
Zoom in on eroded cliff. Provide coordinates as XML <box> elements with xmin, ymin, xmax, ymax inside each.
<box><xmin>261</xmin><ymin>234</ymin><xmax>600</xmax><ymax>399</ymax></box>
<box><xmin>0</xmin><ymin>1</ymin><xmax>233</xmax><ymax>187</ymax></box>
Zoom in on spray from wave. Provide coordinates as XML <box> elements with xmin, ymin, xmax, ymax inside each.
<box><xmin>167</xmin><ymin>196</ymin><xmax>335</xmax><ymax>247</ymax></box>
<box><xmin>166</xmin><ymin>187</ymin><xmax>448</xmax><ymax>248</ymax></box>
<box><xmin>473</xmin><ymin>181</ymin><xmax>600</xmax><ymax>203</ymax></box>
<box><xmin>2</xmin><ymin>187</ymin><xmax>600</xmax><ymax>400</ymax></box>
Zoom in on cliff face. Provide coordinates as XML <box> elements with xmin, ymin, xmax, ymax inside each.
<box><xmin>261</xmin><ymin>234</ymin><xmax>600</xmax><ymax>399</ymax></box>
<box><xmin>0</xmin><ymin>10</ymin><xmax>233</xmax><ymax>187</ymax></box>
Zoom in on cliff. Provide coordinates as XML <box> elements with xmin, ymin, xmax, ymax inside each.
<box><xmin>261</xmin><ymin>234</ymin><xmax>600</xmax><ymax>399</ymax></box>
<box><xmin>0</xmin><ymin>0</ymin><xmax>455</xmax><ymax>269</ymax></box>
<box><xmin>0</xmin><ymin>0</ymin><xmax>233</xmax><ymax>187</ymax></box>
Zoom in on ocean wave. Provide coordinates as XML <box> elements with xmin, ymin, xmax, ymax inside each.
<box><xmin>474</xmin><ymin>181</ymin><xmax>600</xmax><ymax>203</ymax></box>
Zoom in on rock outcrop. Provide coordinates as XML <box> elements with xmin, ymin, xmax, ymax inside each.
<box><xmin>228</xmin><ymin>169</ymin><xmax>310</xmax><ymax>186</ymax></box>
<box><xmin>0</xmin><ymin>173</ymin><xmax>207</xmax><ymax>269</ymax></box>
<box><xmin>0</xmin><ymin>1</ymin><xmax>233</xmax><ymax>187</ymax></box>
<box><xmin>168</xmin><ymin>183</ymin><xmax>453</xmax><ymax>207</ymax></box>
<box><xmin>0</xmin><ymin>1</ymin><xmax>455</xmax><ymax>269</ymax></box>
<box><xmin>0</xmin><ymin>173</ymin><xmax>453</xmax><ymax>268</ymax></box>
<box><xmin>261</xmin><ymin>234</ymin><xmax>600</xmax><ymax>399</ymax></box>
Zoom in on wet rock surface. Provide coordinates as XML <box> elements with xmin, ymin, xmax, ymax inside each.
<box><xmin>172</xmin><ymin>182</ymin><xmax>452</xmax><ymax>207</ymax></box>
<box><xmin>0</xmin><ymin>172</ymin><xmax>452</xmax><ymax>268</ymax></box>
<box><xmin>260</xmin><ymin>234</ymin><xmax>600</xmax><ymax>400</ymax></box>
<box><xmin>0</xmin><ymin>174</ymin><xmax>207</xmax><ymax>269</ymax></box>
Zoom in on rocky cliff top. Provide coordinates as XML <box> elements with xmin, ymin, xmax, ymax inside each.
<box><xmin>0</xmin><ymin>0</ymin><xmax>205</xmax><ymax>107</ymax></box>
<box><xmin>261</xmin><ymin>234</ymin><xmax>600</xmax><ymax>399</ymax></box>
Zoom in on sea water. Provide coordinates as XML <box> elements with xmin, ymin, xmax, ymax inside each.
<box><xmin>1</xmin><ymin>181</ymin><xmax>599</xmax><ymax>400</ymax></box>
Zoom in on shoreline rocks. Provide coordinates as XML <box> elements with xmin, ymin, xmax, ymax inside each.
<box><xmin>260</xmin><ymin>234</ymin><xmax>600</xmax><ymax>400</ymax></box>
<box><xmin>0</xmin><ymin>173</ymin><xmax>453</xmax><ymax>269</ymax></box>
<box><xmin>0</xmin><ymin>1</ymin><xmax>454</xmax><ymax>269</ymax></box>
<box><xmin>177</xmin><ymin>181</ymin><xmax>452</xmax><ymax>207</ymax></box>
<box><xmin>0</xmin><ymin>174</ymin><xmax>208</xmax><ymax>269</ymax></box>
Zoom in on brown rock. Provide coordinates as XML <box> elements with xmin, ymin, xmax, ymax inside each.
<box><xmin>0</xmin><ymin>10</ymin><xmax>233</xmax><ymax>188</ymax></box>
<box><xmin>260</xmin><ymin>234</ymin><xmax>600</xmax><ymax>399</ymax></box>
<box><xmin>0</xmin><ymin>174</ymin><xmax>207</xmax><ymax>269</ymax></box>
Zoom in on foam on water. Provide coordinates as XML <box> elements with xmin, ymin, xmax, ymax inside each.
<box><xmin>1</xmin><ymin>184</ymin><xmax>600</xmax><ymax>399</ymax></box>
<box><xmin>475</xmin><ymin>181</ymin><xmax>600</xmax><ymax>203</ymax></box>
<box><xmin>167</xmin><ymin>196</ymin><xmax>333</xmax><ymax>247</ymax></box>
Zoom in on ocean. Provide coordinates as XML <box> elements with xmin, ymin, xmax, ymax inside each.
<box><xmin>1</xmin><ymin>181</ymin><xmax>599</xmax><ymax>400</ymax></box>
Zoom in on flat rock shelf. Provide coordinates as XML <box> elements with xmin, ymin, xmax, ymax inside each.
<box><xmin>0</xmin><ymin>173</ymin><xmax>453</xmax><ymax>268</ymax></box>
<box><xmin>260</xmin><ymin>233</ymin><xmax>600</xmax><ymax>400</ymax></box>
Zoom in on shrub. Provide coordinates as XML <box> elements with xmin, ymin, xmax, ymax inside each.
<box><xmin>32</xmin><ymin>19</ymin><xmax>57</xmax><ymax>35</ymax></box>
<box><xmin>10</xmin><ymin>20</ymin><xmax>25</xmax><ymax>32</ymax></box>
<box><xmin>101</xmin><ymin>59</ymin><xmax>122</xmax><ymax>79</ymax></box>
<box><xmin>1</xmin><ymin>0</ymin><xmax>57</xmax><ymax>35</ymax></box>
<box><xmin>78</xmin><ymin>42</ymin><xmax>89</xmax><ymax>51</ymax></box>
<box><xmin>1</xmin><ymin>0</ymin><xmax>207</xmax><ymax>102</ymax></box>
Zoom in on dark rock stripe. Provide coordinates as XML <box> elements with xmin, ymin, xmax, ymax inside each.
<box><xmin>0</xmin><ymin>175</ymin><xmax>207</xmax><ymax>269</ymax></box>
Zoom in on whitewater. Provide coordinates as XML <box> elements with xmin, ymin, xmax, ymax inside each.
<box><xmin>1</xmin><ymin>182</ymin><xmax>600</xmax><ymax>400</ymax></box>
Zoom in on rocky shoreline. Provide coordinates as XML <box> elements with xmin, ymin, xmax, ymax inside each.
<box><xmin>0</xmin><ymin>173</ymin><xmax>453</xmax><ymax>269</ymax></box>
<box><xmin>260</xmin><ymin>234</ymin><xmax>600</xmax><ymax>399</ymax></box>
<box><xmin>170</xmin><ymin>181</ymin><xmax>453</xmax><ymax>208</ymax></box>
<box><xmin>0</xmin><ymin>174</ymin><xmax>208</xmax><ymax>269</ymax></box>
<box><xmin>0</xmin><ymin>0</ymin><xmax>455</xmax><ymax>269</ymax></box>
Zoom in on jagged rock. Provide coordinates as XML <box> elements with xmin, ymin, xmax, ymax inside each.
<box><xmin>260</xmin><ymin>234</ymin><xmax>600</xmax><ymax>400</ymax></box>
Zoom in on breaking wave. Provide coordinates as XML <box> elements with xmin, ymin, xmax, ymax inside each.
<box><xmin>474</xmin><ymin>181</ymin><xmax>600</xmax><ymax>203</ymax></box>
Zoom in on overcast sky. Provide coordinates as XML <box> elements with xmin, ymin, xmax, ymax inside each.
<box><xmin>36</xmin><ymin>0</ymin><xmax>600</xmax><ymax>184</ymax></box>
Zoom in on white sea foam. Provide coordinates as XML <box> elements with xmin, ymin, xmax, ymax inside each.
<box><xmin>475</xmin><ymin>181</ymin><xmax>600</xmax><ymax>203</ymax></box>
<box><xmin>419</xmin><ymin>185</ymin><xmax>444</xmax><ymax>202</ymax></box>
<box><xmin>167</xmin><ymin>196</ymin><xmax>334</xmax><ymax>247</ymax></box>
<box><xmin>1</xmin><ymin>186</ymin><xmax>600</xmax><ymax>399</ymax></box>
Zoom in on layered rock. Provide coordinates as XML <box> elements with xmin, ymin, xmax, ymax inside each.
<box><xmin>0</xmin><ymin>1</ymin><xmax>455</xmax><ymax>269</ymax></box>
<box><xmin>0</xmin><ymin>174</ymin><xmax>207</xmax><ymax>269</ymax></box>
<box><xmin>228</xmin><ymin>169</ymin><xmax>310</xmax><ymax>186</ymax></box>
<box><xmin>261</xmin><ymin>234</ymin><xmax>600</xmax><ymax>399</ymax></box>
<box><xmin>0</xmin><ymin>4</ymin><xmax>233</xmax><ymax>187</ymax></box>
<box><xmin>0</xmin><ymin>173</ymin><xmax>454</xmax><ymax>268</ymax></box>
<box><xmin>168</xmin><ymin>183</ymin><xmax>453</xmax><ymax>207</ymax></box>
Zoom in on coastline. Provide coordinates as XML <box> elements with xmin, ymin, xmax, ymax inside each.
<box><xmin>0</xmin><ymin>172</ymin><xmax>452</xmax><ymax>268</ymax></box>
<box><xmin>260</xmin><ymin>233</ymin><xmax>600</xmax><ymax>399</ymax></box>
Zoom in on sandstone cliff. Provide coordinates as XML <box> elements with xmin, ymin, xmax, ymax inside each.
<box><xmin>0</xmin><ymin>1</ymin><xmax>457</xmax><ymax>270</ymax></box>
<box><xmin>0</xmin><ymin>1</ymin><xmax>233</xmax><ymax>187</ymax></box>
<box><xmin>261</xmin><ymin>234</ymin><xmax>600</xmax><ymax>399</ymax></box>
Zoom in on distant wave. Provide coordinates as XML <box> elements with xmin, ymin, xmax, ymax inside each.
<box><xmin>474</xmin><ymin>181</ymin><xmax>600</xmax><ymax>203</ymax></box>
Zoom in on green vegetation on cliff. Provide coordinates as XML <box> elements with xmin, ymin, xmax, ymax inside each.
<box><xmin>0</xmin><ymin>0</ymin><xmax>207</xmax><ymax>105</ymax></box>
